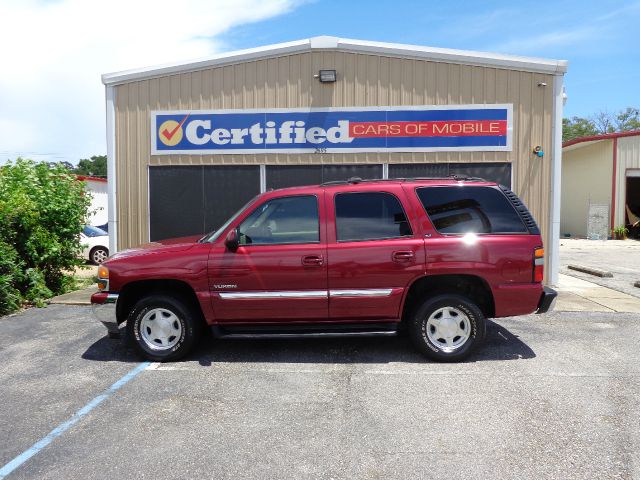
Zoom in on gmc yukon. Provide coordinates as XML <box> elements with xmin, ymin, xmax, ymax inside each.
<box><xmin>92</xmin><ymin>177</ymin><xmax>556</xmax><ymax>362</ymax></box>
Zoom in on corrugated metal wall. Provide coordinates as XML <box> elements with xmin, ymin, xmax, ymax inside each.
<box><xmin>616</xmin><ymin>136</ymin><xmax>640</xmax><ymax>227</ymax></box>
<box><xmin>115</xmin><ymin>50</ymin><xmax>554</xmax><ymax>250</ymax></box>
<box><xmin>561</xmin><ymin>141</ymin><xmax>614</xmax><ymax>238</ymax></box>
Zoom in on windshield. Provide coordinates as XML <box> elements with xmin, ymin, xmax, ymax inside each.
<box><xmin>200</xmin><ymin>196</ymin><xmax>259</xmax><ymax>243</ymax></box>
<box><xmin>83</xmin><ymin>225</ymin><xmax>107</xmax><ymax>237</ymax></box>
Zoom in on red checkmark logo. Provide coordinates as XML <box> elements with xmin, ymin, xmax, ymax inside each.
<box><xmin>162</xmin><ymin>114</ymin><xmax>189</xmax><ymax>141</ymax></box>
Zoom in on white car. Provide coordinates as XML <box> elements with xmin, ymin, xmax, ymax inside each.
<box><xmin>81</xmin><ymin>226</ymin><xmax>109</xmax><ymax>264</ymax></box>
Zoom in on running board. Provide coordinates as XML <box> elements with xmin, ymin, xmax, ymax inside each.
<box><xmin>210</xmin><ymin>322</ymin><xmax>398</xmax><ymax>339</ymax></box>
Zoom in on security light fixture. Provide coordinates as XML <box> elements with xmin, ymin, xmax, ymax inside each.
<box><xmin>316</xmin><ymin>69</ymin><xmax>337</xmax><ymax>83</ymax></box>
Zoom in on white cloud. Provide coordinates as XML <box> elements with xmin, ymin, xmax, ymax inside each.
<box><xmin>0</xmin><ymin>0</ymin><xmax>301</xmax><ymax>163</ymax></box>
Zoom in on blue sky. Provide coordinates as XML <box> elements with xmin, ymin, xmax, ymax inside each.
<box><xmin>224</xmin><ymin>0</ymin><xmax>640</xmax><ymax>119</ymax></box>
<box><xmin>0</xmin><ymin>0</ymin><xmax>638</xmax><ymax>163</ymax></box>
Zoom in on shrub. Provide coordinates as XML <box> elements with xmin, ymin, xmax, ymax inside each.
<box><xmin>0</xmin><ymin>241</ymin><xmax>22</xmax><ymax>314</ymax></box>
<box><xmin>0</xmin><ymin>159</ymin><xmax>91</xmax><ymax>314</ymax></box>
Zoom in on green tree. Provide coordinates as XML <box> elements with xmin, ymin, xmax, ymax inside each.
<box><xmin>0</xmin><ymin>159</ymin><xmax>91</xmax><ymax>314</ymax></box>
<box><xmin>75</xmin><ymin>155</ymin><xmax>107</xmax><ymax>178</ymax></box>
<box><xmin>563</xmin><ymin>106</ymin><xmax>640</xmax><ymax>142</ymax></box>
<box><xmin>562</xmin><ymin>116</ymin><xmax>598</xmax><ymax>142</ymax></box>
<box><xmin>615</xmin><ymin>107</ymin><xmax>640</xmax><ymax>132</ymax></box>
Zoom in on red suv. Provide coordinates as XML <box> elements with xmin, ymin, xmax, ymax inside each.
<box><xmin>92</xmin><ymin>177</ymin><xmax>556</xmax><ymax>362</ymax></box>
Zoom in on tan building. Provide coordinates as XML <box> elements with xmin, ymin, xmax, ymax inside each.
<box><xmin>101</xmin><ymin>36</ymin><xmax>567</xmax><ymax>284</ymax></box>
<box><xmin>561</xmin><ymin>131</ymin><xmax>640</xmax><ymax>239</ymax></box>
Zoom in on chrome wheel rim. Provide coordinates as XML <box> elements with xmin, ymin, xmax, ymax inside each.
<box><xmin>426</xmin><ymin>306</ymin><xmax>471</xmax><ymax>352</ymax></box>
<box><xmin>140</xmin><ymin>308</ymin><xmax>182</xmax><ymax>351</ymax></box>
<box><xmin>93</xmin><ymin>249</ymin><xmax>108</xmax><ymax>264</ymax></box>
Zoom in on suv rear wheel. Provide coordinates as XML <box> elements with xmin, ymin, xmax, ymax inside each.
<box><xmin>127</xmin><ymin>294</ymin><xmax>200</xmax><ymax>362</ymax></box>
<box><xmin>409</xmin><ymin>294</ymin><xmax>486</xmax><ymax>362</ymax></box>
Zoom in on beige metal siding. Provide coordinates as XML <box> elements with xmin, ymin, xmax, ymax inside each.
<box><xmin>114</xmin><ymin>50</ymin><xmax>555</xmax><ymax>252</ymax></box>
<box><xmin>561</xmin><ymin>140</ymin><xmax>614</xmax><ymax>238</ymax></box>
<box><xmin>615</xmin><ymin>136</ymin><xmax>640</xmax><ymax>227</ymax></box>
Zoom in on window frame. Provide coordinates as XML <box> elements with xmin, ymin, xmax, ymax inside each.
<box><xmin>237</xmin><ymin>194</ymin><xmax>321</xmax><ymax>247</ymax></box>
<box><xmin>415</xmin><ymin>185</ymin><xmax>529</xmax><ymax>236</ymax></box>
<box><xmin>333</xmin><ymin>190</ymin><xmax>414</xmax><ymax>243</ymax></box>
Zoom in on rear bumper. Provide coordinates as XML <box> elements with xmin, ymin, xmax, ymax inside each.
<box><xmin>91</xmin><ymin>291</ymin><xmax>120</xmax><ymax>337</ymax></box>
<box><xmin>536</xmin><ymin>286</ymin><xmax>557</xmax><ymax>314</ymax></box>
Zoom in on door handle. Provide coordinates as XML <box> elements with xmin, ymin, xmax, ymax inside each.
<box><xmin>392</xmin><ymin>250</ymin><xmax>415</xmax><ymax>262</ymax></box>
<box><xmin>302</xmin><ymin>255</ymin><xmax>324</xmax><ymax>266</ymax></box>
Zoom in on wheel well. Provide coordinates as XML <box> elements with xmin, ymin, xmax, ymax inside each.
<box><xmin>402</xmin><ymin>275</ymin><xmax>495</xmax><ymax>321</ymax></box>
<box><xmin>90</xmin><ymin>246</ymin><xmax>108</xmax><ymax>255</ymax></box>
<box><xmin>116</xmin><ymin>279</ymin><xmax>204</xmax><ymax>325</ymax></box>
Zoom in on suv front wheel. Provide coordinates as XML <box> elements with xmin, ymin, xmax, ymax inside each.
<box><xmin>127</xmin><ymin>294</ymin><xmax>200</xmax><ymax>362</ymax></box>
<box><xmin>409</xmin><ymin>294</ymin><xmax>486</xmax><ymax>362</ymax></box>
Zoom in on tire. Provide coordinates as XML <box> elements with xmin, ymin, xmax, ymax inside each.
<box><xmin>408</xmin><ymin>294</ymin><xmax>486</xmax><ymax>362</ymax></box>
<box><xmin>126</xmin><ymin>294</ymin><xmax>201</xmax><ymax>362</ymax></box>
<box><xmin>90</xmin><ymin>247</ymin><xmax>109</xmax><ymax>264</ymax></box>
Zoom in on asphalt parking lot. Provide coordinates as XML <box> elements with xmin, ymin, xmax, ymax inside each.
<box><xmin>1</xmin><ymin>304</ymin><xmax>640</xmax><ymax>479</ymax></box>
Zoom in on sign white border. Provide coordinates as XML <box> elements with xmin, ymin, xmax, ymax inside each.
<box><xmin>150</xmin><ymin>104</ymin><xmax>513</xmax><ymax>155</ymax></box>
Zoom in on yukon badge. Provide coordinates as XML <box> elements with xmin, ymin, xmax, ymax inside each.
<box><xmin>213</xmin><ymin>284</ymin><xmax>237</xmax><ymax>289</ymax></box>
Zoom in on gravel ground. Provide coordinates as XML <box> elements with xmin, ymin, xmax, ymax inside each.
<box><xmin>560</xmin><ymin>238</ymin><xmax>640</xmax><ymax>297</ymax></box>
<box><xmin>1</xmin><ymin>304</ymin><xmax>639</xmax><ymax>479</ymax></box>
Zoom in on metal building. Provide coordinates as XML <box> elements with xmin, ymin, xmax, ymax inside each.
<box><xmin>101</xmin><ymin>36</ymin><xmax>567</xmax><ymax>284</ymax></box>
<box><xmin>562</xmin><ymin>131</ymin><xmax>640</xmax><ymax>239</ymax></box>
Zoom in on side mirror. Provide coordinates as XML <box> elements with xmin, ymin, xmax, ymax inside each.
<box><xmin>225</xmin><ymin>228</ymin><xmax>239</xmax><ymax>251</ymax></box>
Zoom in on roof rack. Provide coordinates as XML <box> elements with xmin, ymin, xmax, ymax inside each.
<box><xmin>406</xmin><ymin>174</ymin><xmax>488</xmax><ymax>182</ymax></box>
<box><xmin>319</xmin><ymin>174</ymin><xmax>488</xmax><ymax>187</ymax></box>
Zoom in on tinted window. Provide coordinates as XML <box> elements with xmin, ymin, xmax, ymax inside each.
<box><xmin>239</xmin><ymin>195</ymin><xmax>319</xmax><ymax>245</ymax></box>
<box><xmin>417</xmin><ymin>186</ymin><xmax>527</xmax><ymax>234</ymax></box>
<box><xmin>335</xmin><ymin>192</ymin><xmax>412</xmax><ymax>241</ymax></box>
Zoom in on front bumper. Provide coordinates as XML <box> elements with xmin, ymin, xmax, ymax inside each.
<box><xmin>91</xmin><ymin>292</ymin><xmax>120</xmax><ymax>338</ymax></box>
<box><xmin>536</xmin><ymin>286</ymin><xmax>557</xmax><ymax>314</ymax></box>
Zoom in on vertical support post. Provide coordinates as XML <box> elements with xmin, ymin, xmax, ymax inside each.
<box><xmin>549</xmin><ymin>74</ymin><xmax>564</xmax><ymax>286</ymax></box>
<box><xmin>105</xmin><ymin>85</ymin><xmax>118</xmax><ymax>254</ymax></box>
<box><xmin>259</xmin><ymin>164</ymin><xmax>266</xmax><ymax>193</ymax></box>
<box><xmin>611</xmin><ymin>137</ymin><xmax>618</xmax><ymax>231</ymax></box>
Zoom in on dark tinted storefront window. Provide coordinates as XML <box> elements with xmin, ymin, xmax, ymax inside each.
<box><xmin>417</xmin><ymin>186</ymin><xmax>527</xmax><ymax>234</ymax></box>
<box><xmin>389</xmin><ymin>162</ymin><xmax>511</xmax><ymax>188</ymax></box>
<box><xmin>149</xmin><ymin>166</ymin><xmax>260</xmax><ymax>241</ymax></box>
<box><xmin>266</xmin><ymin>164</ymin><xmax>383</xmax><ymax>190</ymax></box>
<box><xmin>335</xmin><ymin>192</ymin><xmax>412</xmax><ymax>241</ymax></box>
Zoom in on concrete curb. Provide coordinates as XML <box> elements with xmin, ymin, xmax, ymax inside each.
<box><xmin>48</xmin><ymin>286</ymin><xmax>97</xmax><ymax>306</ymax></box>
<box><xmin>567</xmin><ymin>264</ymin><xmax>614</xmax><ymax>278</ymax></box>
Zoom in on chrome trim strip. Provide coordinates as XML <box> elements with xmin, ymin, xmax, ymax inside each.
<box><xmin>218</xmin><ymin>290</ymin><xmax>327</xmax><ymax>299</ymax></box>
<box><xmin>330</xmin><ymin>289</ymin><xmax>393</xmax><ymax>297</ymax></box>
<box><xmin>218</xmin><ymin>288</ymin><xmax>395</xmax><ymax>299</ymax></box>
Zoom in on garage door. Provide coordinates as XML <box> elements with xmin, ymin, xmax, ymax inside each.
<box><xmin>149</xmin><ymin>166</ymin><xmax>260</xmax><ymax>241</ymax></box>
<box><xmin>388</xmin><ymin>162</ymin><xmax>512</xmax><ymax>187</ymax></box>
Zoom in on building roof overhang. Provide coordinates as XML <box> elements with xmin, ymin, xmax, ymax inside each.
<box><xmin>102</xmin><ymin>35</ymin><xmax>568</xmax><ymax>86</ymax></box>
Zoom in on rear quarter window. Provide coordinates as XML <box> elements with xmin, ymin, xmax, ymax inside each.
<box><xmin>416</xmin><ymin>186</ymin><xmax>527</xmax><ymax>234</ymax></box>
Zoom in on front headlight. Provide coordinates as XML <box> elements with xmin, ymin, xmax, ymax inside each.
<box><xmin>97</xmin><ymin>265</ymin><xmax>109</xmax><ymax>291</ymax></box>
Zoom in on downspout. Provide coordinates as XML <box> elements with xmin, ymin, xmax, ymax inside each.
<box><xmin>548</xmin><ymin>74</ymin><xmax>564</xmax><ymax>287</ymax></box>
<box><xmin>105</xmin><ymin>85</ymin><xmax>118</xmax><ymax>254</ymax></box>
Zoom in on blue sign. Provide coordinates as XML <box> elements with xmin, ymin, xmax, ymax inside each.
<box><xmin>151</xmin><ymin>105</ymin><xmax>512</xmax><ymax>155</ymax></box>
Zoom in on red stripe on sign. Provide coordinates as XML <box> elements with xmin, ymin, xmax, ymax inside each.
<box><xmin>349</xmin><ymin>120</ymin><xmax>507</xmax><ymax>138</ymax></box>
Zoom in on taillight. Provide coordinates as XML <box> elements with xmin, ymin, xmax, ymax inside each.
<box><xmin>533</xmin><ymin>247</ymin><xmax>544</xmax><ymax>283</ymax></box>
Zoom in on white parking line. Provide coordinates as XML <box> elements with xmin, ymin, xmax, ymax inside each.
<box><xmin>0</xmin><ymin>361</ymin><xmax>150</xmax><ymax>479</ymax></box>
